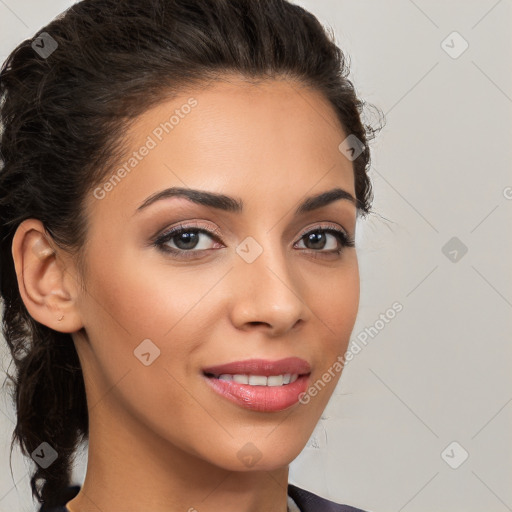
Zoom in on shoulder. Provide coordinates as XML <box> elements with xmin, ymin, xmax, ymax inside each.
<box><xmin>288</xmin><ymin>483</ymin><xmax>370</xmax><ymax>512</ymax></box>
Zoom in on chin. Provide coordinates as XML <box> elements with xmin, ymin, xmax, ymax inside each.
<box><xmin>199</xmin><ymin>432</ymin><xmax>311</xmax><ymax>473</ymax></box>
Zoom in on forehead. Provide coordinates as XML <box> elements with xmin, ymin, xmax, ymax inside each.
<box><xmin>85</xmin><ymin>77</ymin><xmax>355</xmax><ymax>223</ymax></box>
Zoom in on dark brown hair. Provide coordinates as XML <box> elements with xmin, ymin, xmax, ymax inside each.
<box><xmin>0</xmin><ymin>0</ymin><xmax>384</xmax><ymax>508</ymax></box>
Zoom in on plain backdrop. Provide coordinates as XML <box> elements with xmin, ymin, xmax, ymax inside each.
<box><xmin>1</xmin><ymin>1</ymin><xmax>511</xmax><ymax>511</ymax></box>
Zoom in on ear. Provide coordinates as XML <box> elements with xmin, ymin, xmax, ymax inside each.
<box><xmin>11</xmin><ymin>219</ymin><xmax>84</xmax><ymax>333</ymax></box>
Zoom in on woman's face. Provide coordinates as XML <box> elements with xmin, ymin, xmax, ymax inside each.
<box><xmin>74</xmin><ymin>76</ymin><xmax>359</xmax><ymax>472</ymax></box>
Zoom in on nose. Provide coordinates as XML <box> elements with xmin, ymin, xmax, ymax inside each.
<box><xmin>228</xmin><ymin>246</ymin><xmax>309</xmax><ymax>337</ymax></box>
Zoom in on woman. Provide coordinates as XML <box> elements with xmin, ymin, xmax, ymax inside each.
<box><xmin>0</xmin><ymin>0</ymin><xmax>383</xmax><ymax>510</ymax></box>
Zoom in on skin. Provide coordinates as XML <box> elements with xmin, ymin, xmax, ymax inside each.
<box><xmin>12</xmin><ymin>76</ymin><xmax>360</xmax><ymax>512</ymax></box>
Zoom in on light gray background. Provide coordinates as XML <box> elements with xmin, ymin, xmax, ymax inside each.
<box><xmin>1</xmin><ymin>1</ymin><xmax>511</xmax><ymax>511</ymax></box>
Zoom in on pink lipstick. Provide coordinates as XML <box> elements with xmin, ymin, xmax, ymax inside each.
<box><xmin>202</xmin><ymin>357</ymin><xmax>311</xmax><ymax>412</ymax></box>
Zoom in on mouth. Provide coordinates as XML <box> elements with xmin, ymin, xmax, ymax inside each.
<box><xmin>202</xmin><ymin>356</ymin><xmax>311</xmax><ymax>377</ymax></box>
<box><xmin>203</xmin><ymin>372</ymin><xmax>301</xmax><ymax>386</ymax></box>
<box><xmin>202</xmin><ymin>357</ymin><xmax>311</xmax><ymax>412</ymax></box>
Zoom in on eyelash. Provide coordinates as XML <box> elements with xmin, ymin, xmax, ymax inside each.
<box><xmin>153</xmin><ymin>222</ymin><xmax>355</xmax><ymax>260</ymax></box>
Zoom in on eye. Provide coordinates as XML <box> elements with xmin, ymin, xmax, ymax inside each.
<box><xmin>152</xmin><ymin>222</ymin><xmax>355</xmax><ymax>259</ymax></box>
<box><xmin>295</xmin><ymin>224</ymin><xmax>355</xmax><ymax>256</ymax></box>
<box><xmin>153</xmin><ymin>222</ymin><xmax>222</xmax><ymax>259</ymax></box>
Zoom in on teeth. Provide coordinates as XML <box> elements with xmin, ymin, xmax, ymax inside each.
<box><xmin>267</xmin><ymin>375</ymin><xmax>284</xmax><ymax>386</ymax></box>
<box><xmin>249</xmin><ymin>375</ymin><xmax>268</xmax><ymax>386</ymax></box>
<box><xmin>233</xmin><ymin>374</ymin><xmax>249</xmax><ymax>384</ymax></box>
<box><xmin>215</xmin><ymin>373</ymin><xmax>299</xmax><ymax>386</ymax></box>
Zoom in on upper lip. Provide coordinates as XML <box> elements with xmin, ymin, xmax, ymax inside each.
<box><xmin>202</xmin><ymin>357</ymin><xmax>311</xmax><ymax>377</ymax></box>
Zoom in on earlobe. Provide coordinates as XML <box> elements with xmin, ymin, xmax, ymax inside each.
<box><xmin>11</xmin><ymin>219</ymin><xmax>84</xmax><ymax>333</ymax></box>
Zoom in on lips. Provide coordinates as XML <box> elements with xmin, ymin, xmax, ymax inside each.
<box><xmin>202</xmin><ymin>357</ymin><xmax>311</xmax><ymax>377</ymax></box>
<box><xmin>202</xmin><ymin>357</ymin><xmax>312</xmax><ymax>412</ymax></box>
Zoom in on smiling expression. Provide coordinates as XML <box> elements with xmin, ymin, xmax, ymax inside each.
<box><xmin>71</xmin><ymin>75</ymin><xmax>360</xmax><ymax>471</ymax></box>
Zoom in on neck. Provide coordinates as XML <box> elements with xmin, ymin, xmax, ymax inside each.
<box><xmin>65</xmin><ymin>395</ymin><xmax>291</xmax><ymax>512</ymax></box>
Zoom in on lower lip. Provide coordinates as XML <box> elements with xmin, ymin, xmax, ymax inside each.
<box><xmin>203</xmin><ymin>374</ymin><xmax>310</xmax><ymax>412</ymax></box>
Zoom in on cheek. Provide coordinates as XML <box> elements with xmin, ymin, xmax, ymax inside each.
<box><xmin>84</xmin><ymin>248</ymin><xmax>185</xmax><ymax>332</ymax></box>
<box><xmin>306</xmin><ymin>257</ymin><xmax>359</xmax><ymax>400</ymax></box>
<box><xmin>76</xmin><ymin>254</ymin><xmax>223</xmax><ymax>435</ymax></box>
<box><xmin>313</xmin><ymin>257</ymin><xmax>360</xmax><ymax>338</ymax></box>
<box><xmin>80</xmin><ymin>251</ymin><xmax>225</xmax><ymax>374</ymax></box>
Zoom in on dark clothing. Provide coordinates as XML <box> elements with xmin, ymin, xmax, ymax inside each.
<box><xmin>288</xmin><ymin>484</ymin><xmax>369</xmax><ymax>511</ymax></box>
<box><xmin>39</xmin><ymin>484</ymin><xmax>369</xmax><ymax>512</ymax></box>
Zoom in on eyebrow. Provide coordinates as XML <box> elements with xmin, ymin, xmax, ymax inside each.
<box><xmin>135</xmin><ymin>186</ymin><xmax>357</xmax><ymax>216</ymax></box>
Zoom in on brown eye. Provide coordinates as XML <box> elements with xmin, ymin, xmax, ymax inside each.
<box><xmin>295</xmin><ymin>226</ymin><xmax>354</xmax><ymax>254</ymax></box>
<box><xmin>153</xmin><ymin>223</ymin><xmax>223</xmax><ymax>259</ymax></box>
